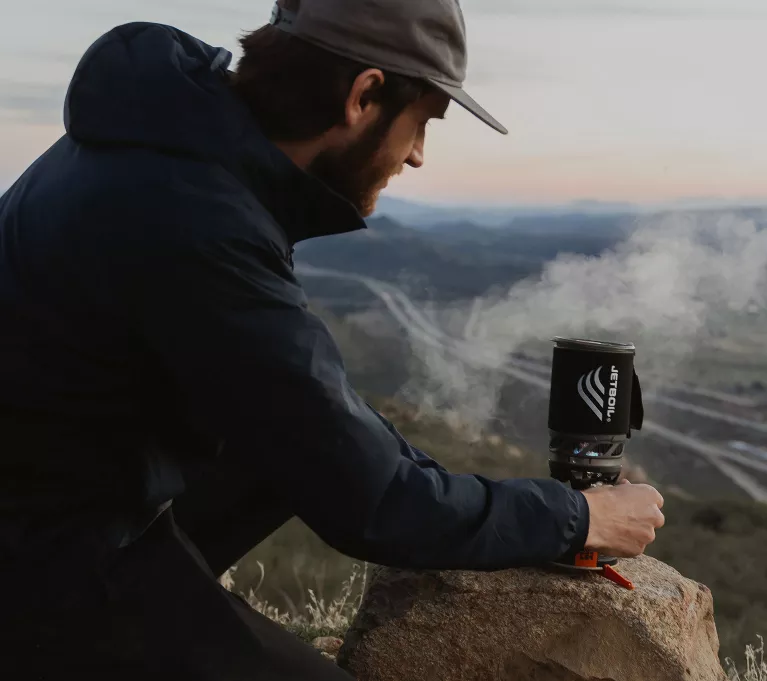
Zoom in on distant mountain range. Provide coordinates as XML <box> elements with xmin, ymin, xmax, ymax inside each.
<box><xmin>295</xmin><ymin>211</ymin><xmax>634</xmax><ymax>306</ymax></box>
<box><xmin>374</xmin><ymin>195</ymin><xmax>767</xmax><ymax>229</ymax></box>
<box><xmin>373</xmin><ymin>196</ymin><xmax>639</xmax><ymax>228</ymax></box>
<box><xmin>298</xmin><ymin>201</ymin><xmax>767</xmax><ymax>310</ymax></box>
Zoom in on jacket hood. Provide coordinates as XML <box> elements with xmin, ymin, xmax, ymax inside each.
<box><xmin>65</xmin><ymin>22</ymin><xmax>239</xmax><ymax>162</ymax></box>
<box><xmin>63</xmin><ymin>22</ymin><xmax>366</xmax><ymax>242</ymax></box>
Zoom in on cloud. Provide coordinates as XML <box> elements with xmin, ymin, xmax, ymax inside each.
<box><xmin>0</xmin><ymin>81</ymin><xmax>66</xmax><ymax>126</ymax></box>
<box><xmin>0</xmin><ymin>49</ymin><xmax>83</xmax><ymax>65</ymax></box>
<box><xmin>67</xmin><ymin>0</ymin><xmax>265</xmax><ymax>28</ymax></box>
<box><xmin>463</xmin><ymin>0</ymin><xmax>767</xmax><ymax>16</ymax></box>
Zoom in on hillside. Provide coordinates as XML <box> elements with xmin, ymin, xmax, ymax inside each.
<box><xmin>298</xmin><ymin>206</ymin><xmax>767</xmax><ymax>318</ymax></box>
<box><xmin>296</xmin><ymin>214</ymin><xmax>630</xmax><ymax>305</ymax></box>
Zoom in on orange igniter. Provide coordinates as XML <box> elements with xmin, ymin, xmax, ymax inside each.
<box><xmin>600</xmin><ymin>564</ymin><xmax>635</xmax><ymax>590</ymax></box>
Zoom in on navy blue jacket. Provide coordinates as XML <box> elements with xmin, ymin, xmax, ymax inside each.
<box><xmin>0</xmin><ymin>22</ymin><xmax>588</xmax><ymax>571</ymax></box>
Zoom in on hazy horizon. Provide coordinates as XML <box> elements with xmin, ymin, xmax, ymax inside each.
<box><xmin>2</xmin><ymin>0</ymin><xmax>766</xmax><ymax>205</ymax></box>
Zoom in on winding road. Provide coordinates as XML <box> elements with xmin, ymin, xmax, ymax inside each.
<box><xmin>298</xmin><ymin>264</ymin><xmax>767</xmax><ymax>503</ymax></box>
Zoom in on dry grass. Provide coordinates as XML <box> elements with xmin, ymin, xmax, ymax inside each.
<box><xmin>223</xmin><ymin>561</ymin><xmax>765</xmax><ymax>677</ymax></box>
<box><xmin>220</xmin><ymin>561</ymin><xmax>368</xmax><ymax>643</ymax></box>
<box><xmin>727</xmin><ymin>636</ymin><xmax>767</xmax><ymax>681</ymax></box>
<box><xmin>216</xmin><ymin>398</ymin><xmax>766</xmax><ymax>672</ymax></box>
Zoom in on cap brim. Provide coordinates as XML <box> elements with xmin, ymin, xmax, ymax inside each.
<box><xmin>427</xmin><ymin>79</ymin><xmax>508</xmax><ymax>135</ymax></box>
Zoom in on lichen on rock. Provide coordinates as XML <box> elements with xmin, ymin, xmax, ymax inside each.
<box><xmin>338</xmin><ymin>555</ymin><xmax>726</xmax><ymax>681</ymax></box>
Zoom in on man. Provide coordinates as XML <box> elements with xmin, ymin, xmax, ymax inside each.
<box><xmin>0</xmin><ymin>0</ymin><xmax>665</xmax><ymax>679</ymax></box>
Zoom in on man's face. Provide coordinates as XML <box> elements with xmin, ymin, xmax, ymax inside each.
<box><xmin>308</xmin><ymin>90</ymin><xmax>450</xmax><ymax>217</ymax></box>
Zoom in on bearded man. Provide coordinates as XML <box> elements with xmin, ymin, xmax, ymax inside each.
<box><xmin>0</xmin><ymin>0</ymin><xmax>665</xmax><ymax>678</ymax></box>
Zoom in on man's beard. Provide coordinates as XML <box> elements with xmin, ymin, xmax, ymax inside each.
<box><xmin>307</xmin><ymin>116</ymin><xmax>402</xmax><ymax>217</ymax></box>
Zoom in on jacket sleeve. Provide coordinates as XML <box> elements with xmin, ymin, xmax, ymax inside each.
<box><xmin>365</xmin><ymin>404</ymin><xmax>449</xmax><ymax>473</ymax></box>
<box><xmin>128</xmin><ymin>214</ymin><xmax>590</xmax><ymax>571</ymax></box>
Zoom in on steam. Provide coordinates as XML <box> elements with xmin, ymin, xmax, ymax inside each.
<box><xmin>398</xmin><ymin>211</ymin><xmax>767</xmax><ymax>436</ymax></box>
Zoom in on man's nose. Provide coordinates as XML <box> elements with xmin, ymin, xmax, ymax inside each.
<box><xmin>406</xmin><ymin>140</ymin><xmax>424</xmax><ymax>168</ymax></box>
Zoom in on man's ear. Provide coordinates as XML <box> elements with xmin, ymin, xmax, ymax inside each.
<box><xmin>344</xmin><ymin>68</ymin><xmax>385</xmax><ymax>131</ymax></box>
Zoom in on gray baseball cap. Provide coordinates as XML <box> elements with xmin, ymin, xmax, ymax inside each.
<box><xmin>268</xmin><ymin>0</ymin><xmax>508</xmax><ymax>135</ymax></box>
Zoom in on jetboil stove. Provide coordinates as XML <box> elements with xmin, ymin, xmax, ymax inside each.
<box><xmin>546</xmin><ymin>337</ymin><xmax>645</xmax><ymax>590</ymax></box>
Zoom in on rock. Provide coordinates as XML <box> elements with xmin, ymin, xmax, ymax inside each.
<box><xmin>312</xmin><ymin>636</ymin><xmax>344</xmax><ymax>658</ymax></box>
<box><xmin>338</xmin><ymin>555</ymin><xmax>725</xmax><ymax>681</ymax></box>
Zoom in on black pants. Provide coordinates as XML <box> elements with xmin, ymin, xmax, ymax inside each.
<box><xmin>2</xmin><ymin>454</ymin><xmax>355</xmax><ymax>681</ymax></box>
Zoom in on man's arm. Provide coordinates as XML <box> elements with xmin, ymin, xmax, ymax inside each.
<box><xmin>124</xmin><ymin>200</ymin><xmax>589</xmax><ymax>570</ymax></box>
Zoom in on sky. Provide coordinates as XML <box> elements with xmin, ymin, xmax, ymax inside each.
<box><xmin>1</xmin><ymin>0</ymin><xmax>766</xmax><ymax>205</ymax></box>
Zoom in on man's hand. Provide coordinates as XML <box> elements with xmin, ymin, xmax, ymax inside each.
<box><xmin>581</xmin><ymin>480</ymin><xmax>665</xmax><ymax>557</ymax></box>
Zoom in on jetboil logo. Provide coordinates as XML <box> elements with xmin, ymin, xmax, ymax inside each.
<box><xmin>577</xmin><ymin>365</ymin><xmax>619</xmax><ymax>422</ymax></box>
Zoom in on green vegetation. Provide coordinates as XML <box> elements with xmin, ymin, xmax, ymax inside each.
<box><xmin>648</xmin><ymin>495</ymin><xmax>767</xmax><ymax>667</ymax></box>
